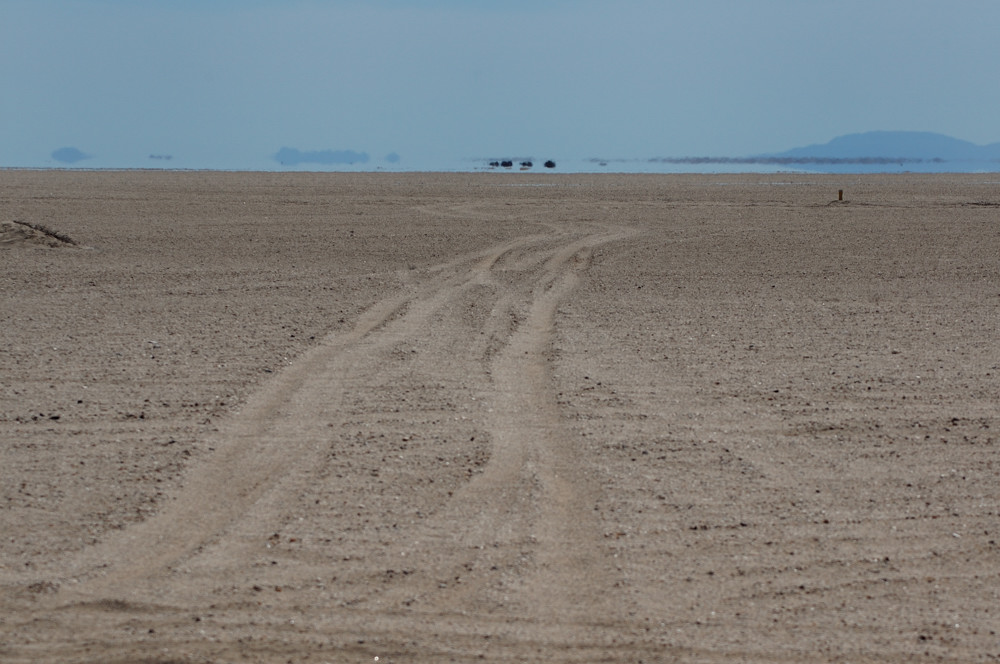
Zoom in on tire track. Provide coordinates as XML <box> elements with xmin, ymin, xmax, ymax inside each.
<box><xmin>44</xmin><ymin>234</ymin><xmax>543</xmax><ymax>600</ymax></box>
<box><xmin>363</xmin><ymin>229</ymin><xmax>632</xmax><ymax>629</ymax></box>
<box><xmin>45</xmin><ymin>220</ymin><xmax>636</xmax><ymax>645</ymax></box>
<box><xmin>479</xmin><ymin>232</ymin><xmax>627</xmax><ymax>624</ymax></box>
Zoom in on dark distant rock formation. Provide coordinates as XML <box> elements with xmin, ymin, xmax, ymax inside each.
<box><xmin>487</xmin><ymin>158</ymin><xmax>555</xmax><ymax>170</ymax></box>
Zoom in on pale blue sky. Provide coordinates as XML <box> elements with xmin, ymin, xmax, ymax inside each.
<box><xmin>2</xmin><ymin>0</ymin><xmax>998</xmax><ymax>169</ymax></box>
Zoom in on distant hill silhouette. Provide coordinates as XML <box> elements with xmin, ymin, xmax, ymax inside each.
<box><xmin>648</xmin><ymin>131</ymin><xmax>1000</xmax><ymax>171</ymax></box>
<box><xmin>775</xmin><ymin>131</ymin><xmax>1000</xmax><ymax>162</ymax></box>
<box><xmin>51</xmin><ymin>147</ymin><xmax>91</xmax><ymax>164</ymax></box>
<box><xmin>274</xmin><ymin>147</ymin><xmax>369</xmax><ymax>166</ymax></box>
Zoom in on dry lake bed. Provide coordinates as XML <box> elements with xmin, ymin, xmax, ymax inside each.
<box><xmin>2</xmin><ymin>171</ymin><xmax>999</xmax><ymax>662</ymax></box>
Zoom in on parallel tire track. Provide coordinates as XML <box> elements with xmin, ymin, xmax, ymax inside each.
<box><xmin>45</xmin><ymin>221</ymin><xmax>636</xmax><ymax>645</ymax></box>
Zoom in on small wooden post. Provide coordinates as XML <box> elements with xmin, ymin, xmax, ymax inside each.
<box><xmin>838</xmin><ymin>189</ymin><xmax>843</xmax><ymax>201</ymax></box>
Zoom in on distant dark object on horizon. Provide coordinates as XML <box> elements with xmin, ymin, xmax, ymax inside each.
<box><xmin>487</xmin><ymin>158</ymin><xmax>554</xmax><ymax>169</ymax></box>
<box><xmin>51</xmin><ymin>147</ymin><xmax>91</xmax><ymax>164</ymax></box>
<box><xmin>274</xmin><ymin>147</ymin><xmax>370</xmax><ymax>166</ymax></box>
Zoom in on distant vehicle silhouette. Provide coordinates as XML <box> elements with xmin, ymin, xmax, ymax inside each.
<box><xmin>501</xmin><ymin>160</ymin><xmax>513</xmax><ymax>168</ymax></box>
<box><xmin>544</xmin><ymin>160</ymin><xmax>556</xmax><ymax>168</ymax></box>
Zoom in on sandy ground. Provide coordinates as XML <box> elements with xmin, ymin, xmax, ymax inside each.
<box><xmin>1</xmin><ymin>170</ymin><xmax>999</xmax><ymax>662</ymax></box>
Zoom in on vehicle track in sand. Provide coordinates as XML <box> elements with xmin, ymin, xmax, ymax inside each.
<box><xmin>40</xmin><ymin>212</ymin><xmax>637</xmax><ymax>646</ymax></box>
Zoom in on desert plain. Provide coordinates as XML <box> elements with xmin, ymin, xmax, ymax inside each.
<box><xmin>1</xmin><ymin>170</ymin><xmax>999</xmax><ymax>662</ymax></box>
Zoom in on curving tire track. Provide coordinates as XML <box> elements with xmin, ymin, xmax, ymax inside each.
<box><xmin>42</xmin><ymin>217</ymin><xmax>637</xmax><ymax>648</ymax></box>
<box><xmin>47</xmin><ymin>233</ymin><xmax>535</xmax><ymax>592</ymax></box>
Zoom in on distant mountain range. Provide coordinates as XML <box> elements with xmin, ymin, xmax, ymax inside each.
<box><xmin>649</xmin><ymin>131</ymin><xmax>1000</xmax><ymax>170</ymax></box>
<box><xmin>774</xmin><ymin>131</ymin><xmax>1000</xmax><ymax>162</ymax></box>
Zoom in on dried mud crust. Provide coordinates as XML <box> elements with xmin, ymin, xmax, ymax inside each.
<box><xmin>2</xmin><ymin>171</ymin><xmax>1000</xmax><ymax>663</ymax></box>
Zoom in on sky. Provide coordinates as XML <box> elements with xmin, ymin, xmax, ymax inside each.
<box><xmin>2</xmin><ymin>0</ymin><xmax>999</xmax><ymax>170</ymax></box>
